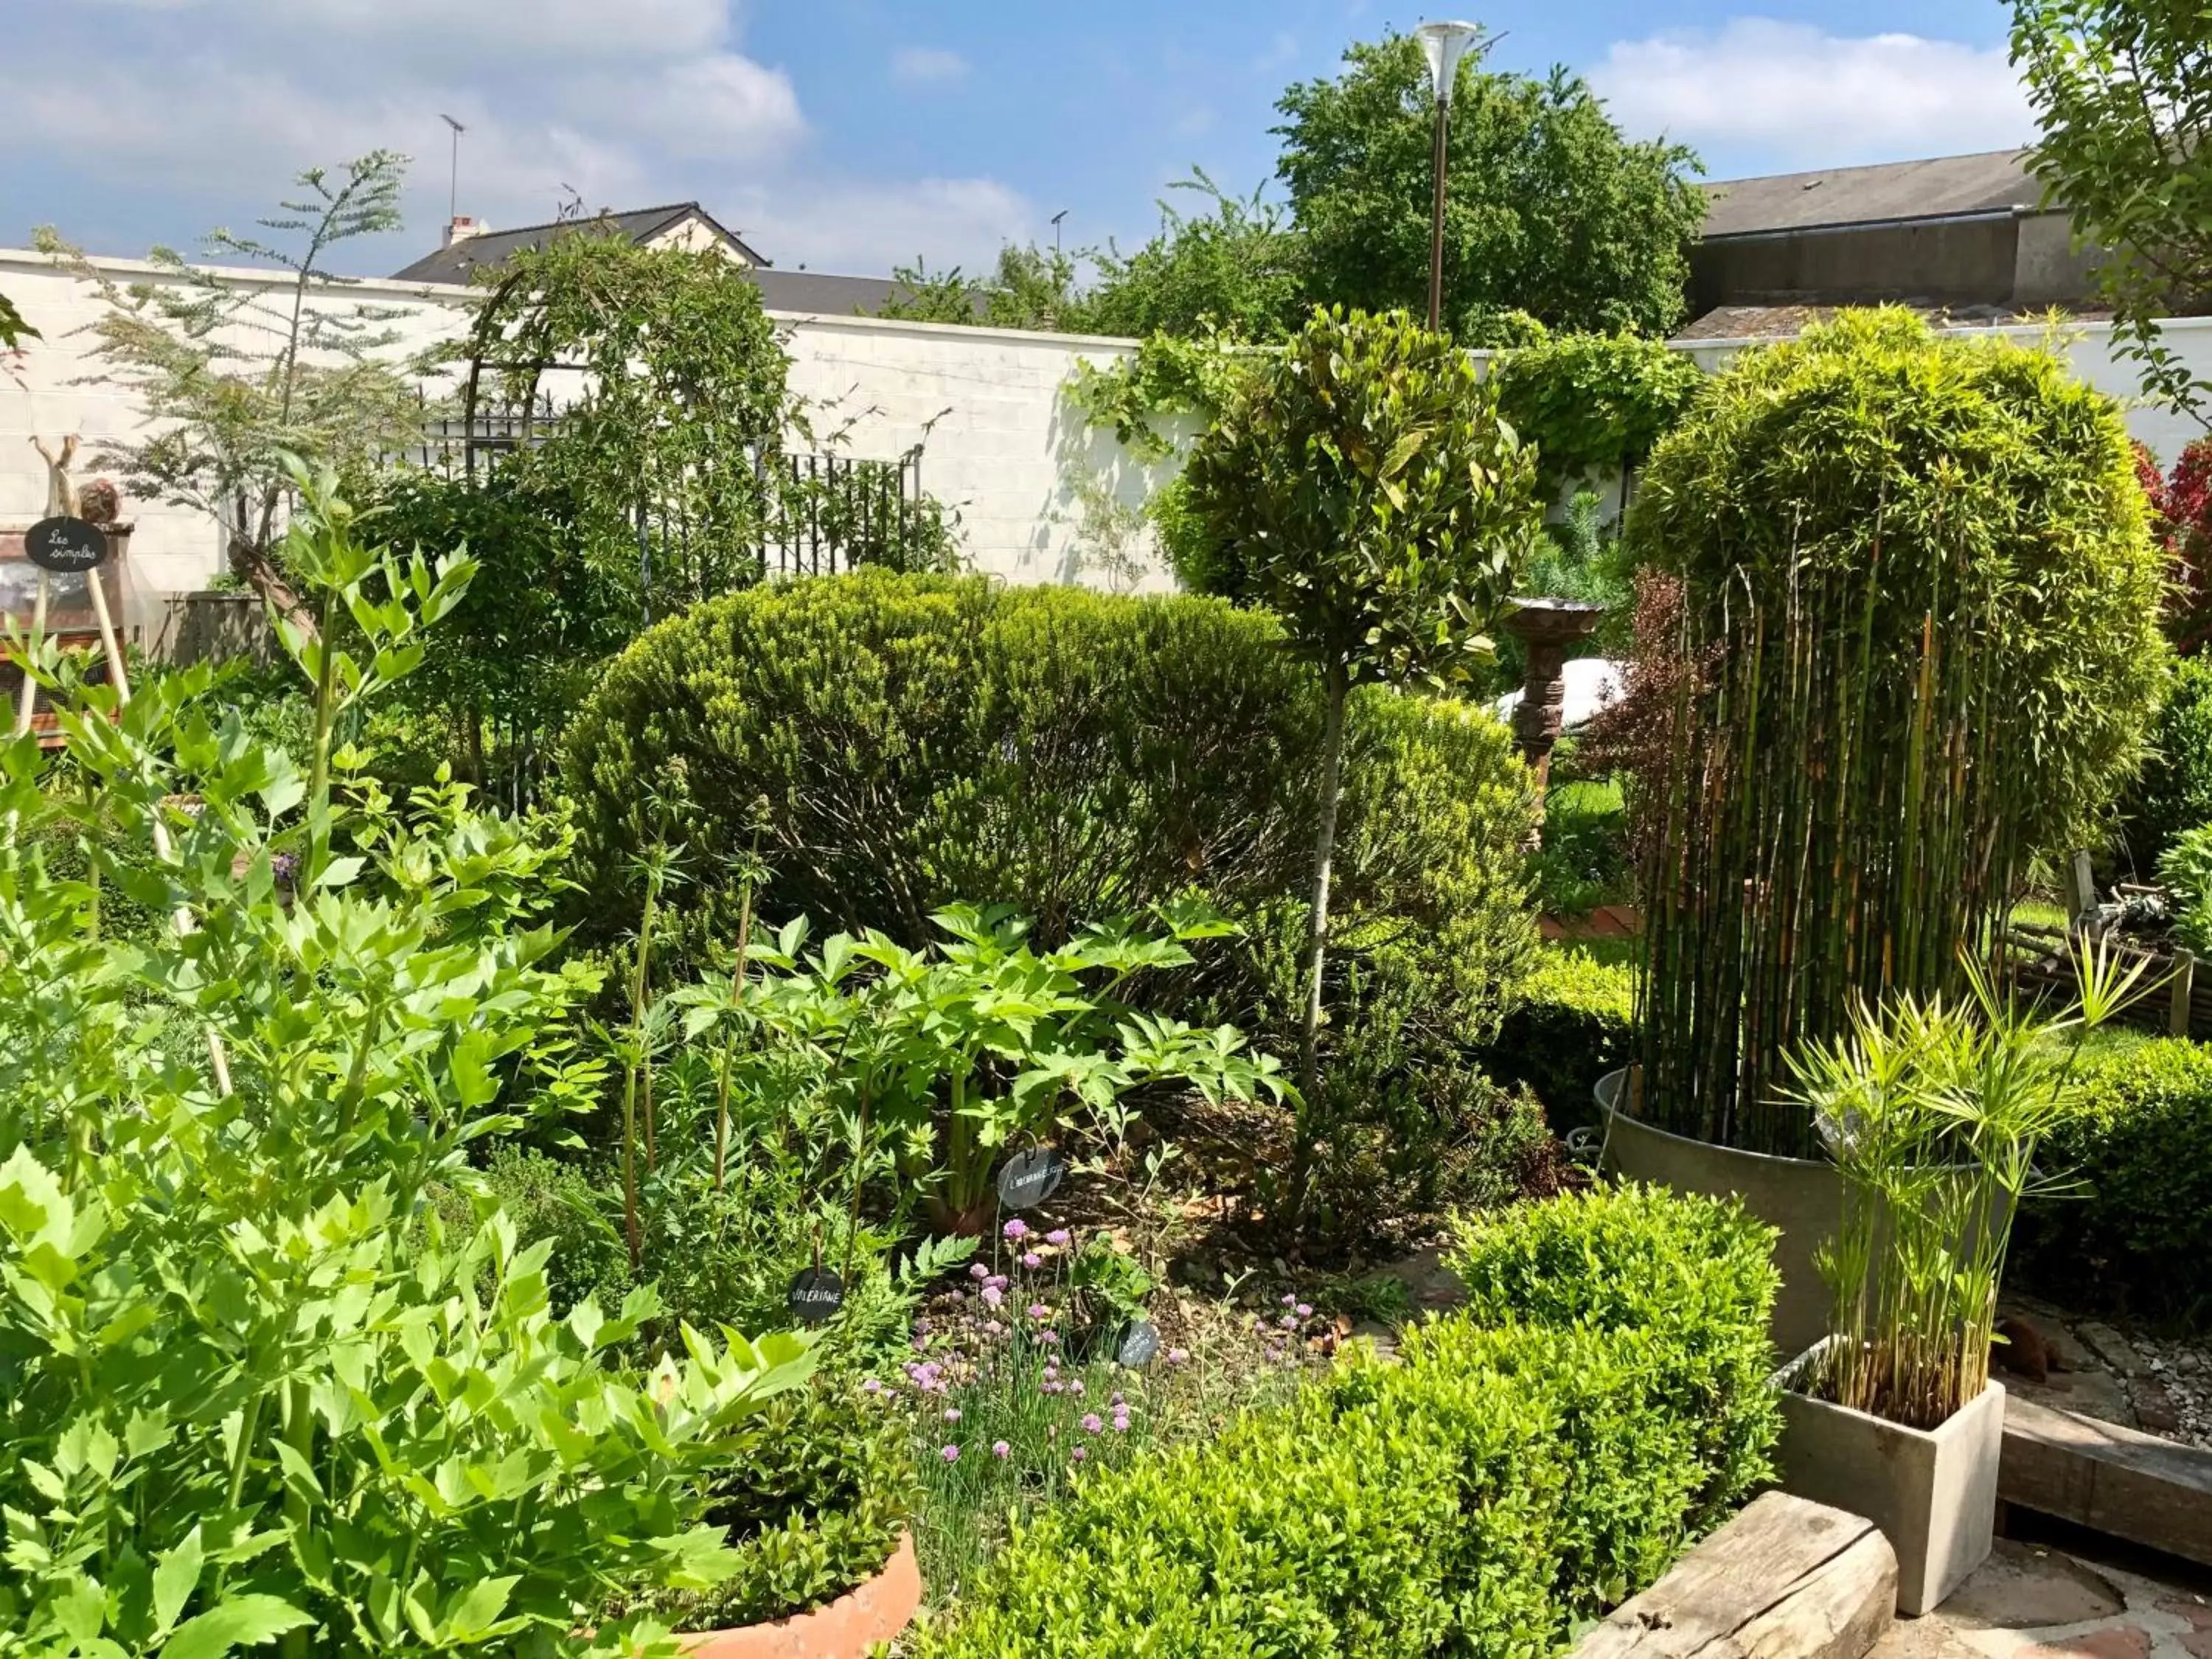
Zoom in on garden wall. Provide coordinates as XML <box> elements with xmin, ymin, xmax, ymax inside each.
<box><xmin>0</xmin><ymin>247</ymin><xmax>1175</xmax><ymax>636</ymax></box>
<box><xmin>1</xmin><ymin>240</ymin><xmax>2205</xmax><ymax>627</ymax></box>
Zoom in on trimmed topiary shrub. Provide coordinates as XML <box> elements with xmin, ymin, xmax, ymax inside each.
<box><xmin>563</xmin><ymin>571</ymin><xmax>1545</xmax><ymax>1242</ymax></box>
<box><xmin>1489</xmin><ymin>331</ymin><xmax>1706</xmax><ymax>501</ymax></box>
<box><xmin>911</xmin><ymin>1185</ymin><xmax>1778</xmax><ymax>1657</ymax></box>
<box><xmin>1630</xmin><ymin>308</ymin><xmax>2171</xmax><ymax>1155</ymax></box>
<box><xmin>2012</xmin><ymin>1035</ymin><xmax>2212</xmax><ymax>1327</ymax></box>
<box><xmin>2124</xmin><ymin>655</ymin><xmax>2212</xmax><ymax>870</ymax></box>
<box><xmin>1483</xmin><ymin>945</ymin><xmax>1636</xmax><ymax>1129</ymax></box>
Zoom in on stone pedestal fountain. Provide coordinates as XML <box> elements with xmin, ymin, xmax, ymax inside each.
<box><xmin>1502</xmin><ymin>597</ymin><xmax>1607</xmax><ymax>832</ymax></box>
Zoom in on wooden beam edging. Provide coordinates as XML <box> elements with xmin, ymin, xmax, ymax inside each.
<box><xmin>1573</xmin><ymin>1492</ymin><xmax>1896</xmax><ymax>1659</ymax></box>
<box><xmin>2001</xmin><ymin>1395</ymin><xmax>2212</xmax><ymax>1568</ymax></box>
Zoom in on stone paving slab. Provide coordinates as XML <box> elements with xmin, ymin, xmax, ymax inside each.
<box><xmin>1877</xmin><ymin>1541</ymin><xmax>2212</xmax><ymax>1659</ymax></box>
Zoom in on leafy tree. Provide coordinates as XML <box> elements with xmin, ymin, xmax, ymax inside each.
<box><xmin>2014</xmin><ymin>0</ymin><xmax>2212</xmax><ymax>422</ymax></box>
<box><xmin>878</xmin><ymin>243</ymin><xmax>1083</xmax><ymax>330</ymax></box>
<box><xmin>1079</xmin><ymin>172</ymin><xmax>1310</xmax><ymax>341</ymax></box>
<box><xmin>35</xmin><ymin>152</ymin><xmax>424</xmax><ymax>639</ymax></box>
<box><xmin>1178</xmin><ymin>306</ymin><xmax>1542</xmax><ymax>1228</ymax></box>
<box><xmin>1273</xmin><ymin>35</ymin><xmax>1705</xmax><ymax>338</ymax></box>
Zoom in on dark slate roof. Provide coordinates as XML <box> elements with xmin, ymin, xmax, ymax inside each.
<box><xmin>1700</xmin><ymin>150</ymin><xmax>2048</xmax><ymax>240</ymax></box>
<box><xmin>748</xmin><ymin>268</ymin><xmax>911</xmax><ymax>316</ymax></box>
<box><xmin>389</xmin><ymin>202</ymin><xmax>770</xmax><ymax>285</ymax></box>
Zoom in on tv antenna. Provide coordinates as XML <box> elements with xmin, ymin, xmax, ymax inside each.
<box><xmin>439</xmin><ymin>114</ymin><xmax>467</xmax><ymax>223</ymax></box>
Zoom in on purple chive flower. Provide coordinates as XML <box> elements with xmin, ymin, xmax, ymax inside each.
<box><xmin>981</xmin><ymin>1285</ymin><xmax>1004</xmax><ymax>1308</ymax></box>
<box><xmin>969</xmin><ymin>1262</ymin><xmax>989</xmax><ymax>1280</ymax></box>
<box><xmin>1082</xmin><ymin>1413</ymin><xmax>1104</xmax><ymax>1434</ymax></box>
<box><xmin>984</xmin><ymin>1273</ymin><xmax>1009</xmax><ymax>1290</ymax></box>
<box><xmin>1111</xmin><ymin>1414</ymin><xmax>1131</xmax><ymax>1433</ymax></box>
<box><xmin>1282</xmin><ymin>1294</ymin><xmax>1296</xmax><ymax>1308</ymax></box>
<box><xmin>1071</xmin><ymin>1446</ymin><xmax>1088</xmax><ymax>1462</ymax></box>
<box><xmin>992</xmin><ymin>1440</ymin><xmax>1011</xmax><ymax>1459</ymax></box>
<box><xmin>1004</xmin><ymin>1219</ymin><xmax>1030</xmax><ymax>1241</ymax></box>
<box><xmin>1029</xmin><ymin>1304</ymin><xmax>1052</xmax><ymax>1321</ymax></box>
<box><xmin>1039</xmin><ymin>1330</ymin><xmax>1060</xmax><ymax>1345</ymax></box>
<box><xmin>1279</xmin><ymin>1313</ymin><xmax>1298</xmax><ymax>1329</ymax></box>
<box><xmin>1020</xmin><ymin>1252</ymin><xmax>1043</xmax><ymax>1270</ymax></box>
<box><xmin>1068</xmin><ymin>1380</ymin><xmax>1085</xmax><ymax>1397</ymax></box>
<box><xmin>1046</xmin><ymin>1229</ymin><xmax>1070</xmax><ymax>1247</ymax></box>
<box><xmin>1110</xmin><ymin>1392</ymin><xmax>1125</xmax><ymax>1407</ymax></box>
<box><xmin>940</xmin><ymin>1444</ymin><xmax>961</xmax><ymax>1463</ymax></box>
<box><xmin>944</xmin><ymin>1408</ymin><xmax>962</xmax><ymax>1423</ymax></box>
<box><xmin>1167</xmin><ymin>1348</ymin><xmax>1189</xmax><ymax>1366</ymax></box>
<box><xmin>1295</xmin><ymin>1304</ymin><xmax>1313</xmax><ymax>1320</ymax></box>
<box><xmin>863</xmin><ymin>1377</ymin><xmax>882</xmax><ymax>1393</ymax></box>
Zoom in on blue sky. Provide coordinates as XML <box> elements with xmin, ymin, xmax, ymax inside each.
<box><xmin>0</xmin><ymin>1</ymin><xmax>2033</xmax><ymax>279</ymax></box>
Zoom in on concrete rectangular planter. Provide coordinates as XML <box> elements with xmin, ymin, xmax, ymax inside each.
<box><xmin>1774</xmin><ymin>1346</ymin><xmax>2004</xmax><ymax>1618</ymax></box>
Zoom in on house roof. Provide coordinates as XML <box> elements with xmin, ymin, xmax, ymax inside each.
<box><xmin>746</xmin><ymin>268</ymin><xmax>911</xmax><ymax>316</ymax></box>
<box><xmin>389</xmin><ymin>201</ymin><xmax>771</xmax><ymax>285</ymax></box>
<box><xmin>1700</xmin><ymin>150</ymin><xmax>2049</xmax><ymax>240</ymax></box>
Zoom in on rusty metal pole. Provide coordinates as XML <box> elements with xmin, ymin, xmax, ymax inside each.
<box><xmin>1427</xmin><ymin>95</ymin><xmax>1449</xmax><ymax>333</ymax></box>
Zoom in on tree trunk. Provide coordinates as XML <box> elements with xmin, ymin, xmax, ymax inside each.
<box><xmin>228</xmin><ymin>532</ymin><xmax>319</xmax><ymax>647</ymax></box>
<box><xmin>1285</xmin><ymin>661</ymin><xmax>1349</xmax><ymax>1236</ymax></box>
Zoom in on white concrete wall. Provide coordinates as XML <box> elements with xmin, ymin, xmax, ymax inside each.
<box><xmin>0</xmin><ymin>248</ymin><xmax>1176</xmax><ymax>616</ymax></box>
<box><xmin>5</xmin><ymin>240</ymin><xmax>2210</xmax><ymax>626</ymax></box>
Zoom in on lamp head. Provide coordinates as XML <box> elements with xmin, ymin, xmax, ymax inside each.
<box><xmin>1414</xmin><ymin>20</ymin><xmax>1484</xmax><ymax>108</ymax></box>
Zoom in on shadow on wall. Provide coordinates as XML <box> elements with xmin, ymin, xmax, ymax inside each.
<box><xmin>1041</xmin><ymin>383</ymin><xmax>1190</xmax><ymax>594</ymax></box>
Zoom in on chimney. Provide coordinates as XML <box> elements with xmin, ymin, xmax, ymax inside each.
<box><xmin>444</xmin><ymin>215</ymin><xmax>489</xmax><ymax>249</ymax></box>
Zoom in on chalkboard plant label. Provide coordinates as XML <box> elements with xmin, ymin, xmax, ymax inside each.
<box><xmin>25</xmin><ymin>518</ymin><xmax>109</xmax><ymax>574</ymax></box>
<box><xmin>1116</xmin><ymin>1319</ymin><xmax>1161</xmax><ymax>1370</ymax></box>
<box><xmin>787</xmin><ymin>1267</ymin><xmax>846</xmax><ymax>1326</ymax></box>
<box><xmin>995</xmin><ymin>1146</ymin><xmax>1068</xmax><ymax>1211</ymax></box>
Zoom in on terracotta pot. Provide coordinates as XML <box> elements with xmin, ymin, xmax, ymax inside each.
<box><xmin>678</xmin><ymin>1532</ymin><xmax>922</xmax><ymax>1658</ymax></box>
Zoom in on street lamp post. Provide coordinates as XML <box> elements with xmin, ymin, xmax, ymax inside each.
<box><xmin>1414</xmin><ymin>20</ymin><xmax>1483</xmax><ymax>333</ymax></box>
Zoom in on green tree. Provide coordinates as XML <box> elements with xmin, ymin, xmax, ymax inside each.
<box><xmin>2012</xmin><ymin>0</ymin><xmax>2212</xmax><ymax>423</ymax></box>
<box><xmin>1079</xmin><ymin>172</ymin><xmax>1310</xmax><ymax>341</ymax></box>
<box><xmin>879</xmin><ymin>243</ymin><xmax>1083</xmax><ymax>330</ymax></box>
<box><xmin>35</xmin><ymin>152</ymin><xmax>424</xmax><ymax>639</ymax></box>
<box><xmin>1273</xmin><ymin>35</ymin><xmax>1704</xmax><ymax>338</ymax></box>
<box><xmin>1178</xmin><ymin>306</ymin><xmax>1541</xmax><ymax>1228</ymax></box>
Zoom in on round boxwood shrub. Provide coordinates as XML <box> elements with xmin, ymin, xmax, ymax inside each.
<box><xmin>1627</xmin><ymin>308</ymin><xmax>2171</xmax><ymax>1154</ymax></box>
<box><xmin>2012</xmin><ymin>1036</ymin><xmax>2212</xmax><ymax>1327</ymax></box>
<box><xmin>562</xmin><ymin>570</ymin><xmax>1544</xmax><ymax>1238</ymax></box>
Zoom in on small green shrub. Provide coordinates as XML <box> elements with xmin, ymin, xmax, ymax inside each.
<box><xmin>1527</xmin><ymin>776</ymin><xmax>1632</xmax><ymax>919</ymax></box>
<box><xmin>2160</xmin><ymin>825</ymin><xmax>2212</xmax><ymax>954</ymax></box>
<box><xmin>914</xmin><ymin>1186</ymin><xmax>1778</xmax><ymax>1658</ymax></box>
<box><xmin>656</xmin><ymin>1388</ymin><xmax>916</xmax><ymax>1630</ymax></box>
<box><xmin>1483</xmin><ymin>946</ymin><xmax>1637</xmax><ymax>1127</ymax></box>
<box><xmin>2012</xmin><ymin>1037</ymin><xmax>2212</xmax><ymax>1326</ymax></box>
<box><xmin>2127</xmin><ymin>657</ymin><xmax>2212</xmax><ymax>868</ymax></box>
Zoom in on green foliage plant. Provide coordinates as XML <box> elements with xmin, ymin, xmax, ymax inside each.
<box><xmin>1178</xmin><ymin>305</ymin><xmax>1542</xmax><ymax>1228</ymax></box>
<box><xmin>913</xmin><ymin>1184</ymin><xmax>1778</xmax><ymax>1657</ymax></box>
<box><xmin>0</xmin><ymin>289</ymin><xmax>35</xmax><ymax>350</ymax></box>
<box><xmin>2125</xmin><ymin>655</ymin><xmax>2212</xmax><ymax>868</ymax></box>
<box><xmin>1630</xmin><ymin>310</ymin><xmax>2171</xmax><ymax>1155</ymax></box>
<box><xmin>35</xmin><ymin>153</ymin><xmax>425</xmax><ymax>639</ymax></box>
<box><xmin>2160</xmin><ymin>824</ymin><xmax>2212</xmax><ymax>956</ymax></box>
<box><xmin>454</xmin><ymin>234</ymin><xmax>795</xmax><ymax>619</ymax></box>
<box><xmin>0</xmin><ymin>464</ymin><xmax>831</xmax><ymax>1655</ymax></box>
<box><xmin>1483</xmin><ymin>944</ymin><xmax>1637</xmax><ymax>1126</ymax></box>
<box><xmin>1273</xmin><ymin>35</ymin><xmax>1706</xmax><ymax>338</ymax></box>
<box><xmin>2012</xmin><ymin>1034</ymin><xmax>2212</xmax><ymax>1325</ymax></box>
<box><xmin>1780</xmin><ymin>942</ymin><xmax>2144</xmax><ymax>1426</ymax></box>
<box><xmin>1488</xmin><ymin>333</ymin><xmax>1706</xmax><ymax>501</ymax></box>
<box><xmin>2013</xmin><ymin>1</ymin><xmax>2212</xmax><ymax>425</ymax></box>
<box><xmin>719</xmin><ymin>904</ymin><xmax>1286</xmax><ymax>1235</ymax></box>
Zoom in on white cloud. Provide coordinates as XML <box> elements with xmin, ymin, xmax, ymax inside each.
<box><xmin>891</xmin><ymin>46</ymin><xmax>969</xmax><ymax>85</ymax></box>
<box><xmin>1590</xmin><ymin>18</ymin><xmax>2033</xmax><ymax>167</ymax></box>
<box><xmin>735</xmin><ymin>177</ymin><xmax>1034</xmax><ymax>275</ymax></box>
<box><xmin>599</xmin><ymin>54</ymin><xmax>806</xmax><ymax>161</ymax></box>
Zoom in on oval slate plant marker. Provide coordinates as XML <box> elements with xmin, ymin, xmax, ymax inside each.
<box><xmin>1117</xmin><ymin>1319</ymin><xmax>1161</xmax><ymax>1370</ymax></box>
<box><xmin>995</xmin><ymin>1147</ymin><xmax>1068</xmax><ymax>1211</ymax></box>
<box><xmin>787</xmin><ymin>1267</ymin><xmax>845</xmax><ymax>1326</ymax></box>
<box><xmin>25</xmin><ymin>518</ymin><xmax>109</xmax><ymax>574</ymax></box>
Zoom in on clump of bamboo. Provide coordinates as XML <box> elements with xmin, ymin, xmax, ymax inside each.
<box><xmin>1781</xmin><ymin>939</ymin><xmax>2146</xmax><ymax>1426</ymax></box>
<box><xmin>1626</xmin><ymin>310</ymin><xmax>2168</xmax><ymax>1155</ymax></box>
